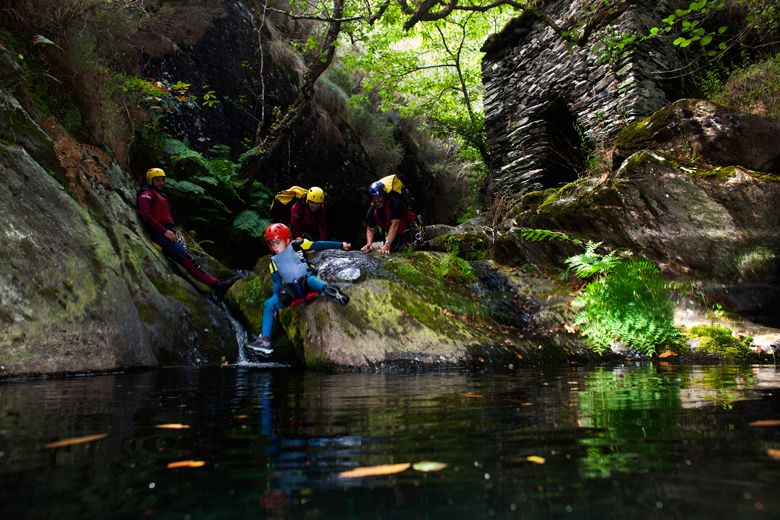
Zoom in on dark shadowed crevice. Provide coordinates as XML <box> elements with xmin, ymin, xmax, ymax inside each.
<box><xmin>538</xmin><ymin>99</ymin><xmax>586</xmax><ymax>188</ymax></box>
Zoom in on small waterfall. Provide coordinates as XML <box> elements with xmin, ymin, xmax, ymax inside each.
<box><xmin>217</xmin><ymin>278</ymin><xmax>290</xmax><ymax>368</ymax></box>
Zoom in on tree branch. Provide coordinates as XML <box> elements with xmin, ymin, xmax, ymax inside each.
<box><xmin>264</xmin><ymin>5</ymin><xmax>362</xmax><ymax>23</ymax></box>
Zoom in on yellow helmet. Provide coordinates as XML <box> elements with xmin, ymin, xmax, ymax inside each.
<box><xmin>146</xmin><ymin>167</ymin><xmax>166</xmax><ymax>184</ymax></box>
<box><xmin>307</xmin><ymin>186</ymin><xmax>325</xmax><ymax>204</ymax></box>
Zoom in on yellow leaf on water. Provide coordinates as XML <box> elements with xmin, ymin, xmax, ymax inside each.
<box><xmin>526</xmin><ymin>456</ymin><xmax>546</xmax><ymax>465</ymax></box>
<box><xmin>167</xmin><ymin>460</ymin><xmax>206</xmax><ymax>469</ymax></box>
<box><xmin>43</xmin><ymin>433</ymin><xmax>108</xmax><ymax>449</ymax></box>
<box><xmin>749</xmin><ymin>420</ymin><xmax>780</xmax><ymax>427</ymax></box>
<box><xmin>412</xmin><ymin>461</ymin><xmax>448</xmax><ymax>472</ymax></box>
<box><xmin>155</xmin><ymin>423</ymin><xmax>190</xmax><ymax>429</ymax></box>
<box><xmin>337</xmin><ymin>463</ymin><xmax>410</xmax><ymax>478</ymax></box>
<box><xmin>658</xmin><ymin>350</ymin><xmax>678</xmax><ymax>358</ymax></box>
<box><xmin>234</xmin><ymin>415</ymin><xmax>249</xmax><ymax>420</ymax></box>
<box><xmin>767</xmin><ymin>449</ymin><xmax>780</xmax><ymax>460</ymax></box>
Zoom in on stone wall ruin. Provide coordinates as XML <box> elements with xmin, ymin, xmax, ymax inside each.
<box><xmin>481</xmin><ymin>0</ymin><xmax>688</xmax><ymax>199</ymax></box>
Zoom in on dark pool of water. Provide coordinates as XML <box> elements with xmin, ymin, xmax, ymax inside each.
<box><xmin>1</xmin><ymin>364</ymin><xmax>779</xmax><ymax>519</ymax></box>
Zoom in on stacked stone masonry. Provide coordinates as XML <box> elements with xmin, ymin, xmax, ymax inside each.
<box><xmin>482</xmin><ymin>0</ymin><xmax>687</xmax><ymax>197</ymax></box>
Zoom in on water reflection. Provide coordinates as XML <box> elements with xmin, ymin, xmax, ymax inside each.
<box><xmin>0</xmin><ymin>364</ymin><xmax>778</xmax><ymax>518</ymax></box>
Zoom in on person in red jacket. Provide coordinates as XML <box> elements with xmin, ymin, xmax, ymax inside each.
<box><xmin>136</xmin><ymin>167</ymin><xmax>236</xmax><ymax>295</ymax></box>
<box><xmin>289</xmin><ymin>186</ymin><xmax>328</xmax><ymax>240</ymax></box>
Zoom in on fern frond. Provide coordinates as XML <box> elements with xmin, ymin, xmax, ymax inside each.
<box><xmin>232</xmin><ymin>210</ymin><xmax>270</xmax><ymax>239</ymax></box>
<box><xmin>520</xmin><ymin>227</ymin><xmax>578</xmax><ymax>244</ymax></box>
<box><xmin>564</xmin><ymin>241</ymin><xmax>622</xmax><ymax>279</ymax></box>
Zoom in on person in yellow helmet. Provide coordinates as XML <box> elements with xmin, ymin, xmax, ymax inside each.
<box><xmin>290</xmin><ymin>186</ymin><xmax>328</xmax><ymax>240</ymax></box>
<box><xmin>136</xmin><ymin>167</ymin><xmax>238</xmax><ymax>296</ymax></box>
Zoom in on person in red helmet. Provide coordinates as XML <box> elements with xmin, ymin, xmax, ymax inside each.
<box><xmin>137</xmin><ymin>167</ymin><xmax>238</xmax><ymax>297</ymax></box>
<box><xmin>290</xmin><ymin>186</ymin><xmax>328</xmax><ymax>240</ymax></box>
<box><xmin>248</xmin><ymin>223</ymin><xmax>350</xmax><ymax>355</ymax></box>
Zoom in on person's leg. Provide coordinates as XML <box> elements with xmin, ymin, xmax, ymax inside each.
<box><xmin>314</xmin><ymin>275</ymin><xmax>349</xmax><ymax>306</ymax></box>
<box><xmin>304</xmin><ymin>275</ymin><xmax>327</xmax><ymax>293</ymax></box>
<box><xmin>181</xmin><ymin>254</ymin><xmax>218</xmax><ymax>286</ymax></box>
<box><xmin>151</xmin><ymin>231</ymin><xmax>217</xmax><ymax>286</ymax></box>
<box><xmin>261</xmin><ymin>294</ymin><xmax>284</xmax><ymax>338</ymax></box>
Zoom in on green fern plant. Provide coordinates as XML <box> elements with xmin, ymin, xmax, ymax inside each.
<box><xmin>435</xmin><ymin>251</ymin><xmax>475</xmax><ymax>283</ymax></box>
<box><xmin>564</xmin><ymin>241</ymin><xmax>623</xmax><ymax>279</ymax></box>
<box><xmin>158</xmin><ymin>137</ymin><xmax>273</xmax><ymax>244</ymax></box>
<box><xmin>520</xmin><ymin>227</ymin><xmax>580</xmax><ymax>244</ymax></box>
<box><xmin>573</xmin><ymin>258</ymin><xmax>680</xmax><ymax>356</ymax></box>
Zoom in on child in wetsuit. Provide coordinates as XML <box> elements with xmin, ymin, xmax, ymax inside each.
<box><xmin>248</xmin><ymin>223</ymin><xmax>350</xmax><ymax>355</ymax></box>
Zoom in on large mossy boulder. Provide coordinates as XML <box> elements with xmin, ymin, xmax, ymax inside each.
<box><xmin>0</xmin><ymin>87</ymin><xmax>238</xmax><ymax>376</ymax></box>
<box><xmin>613</xmin><ymin>99</ymin><xmax>780</xmax><ymax>174</ymax></box>
<box><xmin>228</xmin><ymin>249</ymin><xmax>588</xmax><ymax>370</ymax></box>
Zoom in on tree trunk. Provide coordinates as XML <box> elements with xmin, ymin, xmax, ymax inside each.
<box><xmin>238</xmin><ymin>0</ymin><xmax>344</xmax><ymax>188</ymax></box>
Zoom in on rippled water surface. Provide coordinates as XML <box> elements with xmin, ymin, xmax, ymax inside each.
<box><xmin>1</xmin><ymin>364</ymin><xmax>779</xmax><ymax>519</ymax></box>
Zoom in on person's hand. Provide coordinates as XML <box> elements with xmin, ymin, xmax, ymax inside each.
<box><xmin>378</xmin><ymin>243</ymin><xmax>391</xmax><ymax>255</ymax></box>
<box><xmin>341</xmin><ymin>242</ymin><xmax>351</xmax><ymax>251</ymax></box>
<box><xmin>360</xmin><ymin>243</ymin><xmax>372</xmax><ymax>252</ymax></box>
<box><xmin>163</xmin><ymin>229</ymin><xmax>177</xmax><ymax>241</ymax></box>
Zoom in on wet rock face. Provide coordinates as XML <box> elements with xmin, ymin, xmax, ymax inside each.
<box><xmin>140</xmin><ymin>0</ymin><xmax>274</xmax><ymax>157</ymax></box>
<box><xmin>0</xmin><ymin>87</ymin><xmax>239</xmax><ymax>376</ymax></box>
<box><xmin>481</xmin><ymin>0</ymin><xmax>686</xmax><ymax>198</ymax></box>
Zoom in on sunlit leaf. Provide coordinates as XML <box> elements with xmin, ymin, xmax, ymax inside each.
<box><xmin>337</xmin><ymin>463</ymin><xmax>411</xmax><ymax>478</ymax></box>
<box><xmin>155</xmin><ymin>423</ymin><xmax>191</xmax><ymax>429</ymax></box>
<box><xmin>767</xmin><ymin>449</ymin><xmax>780</xmax><ymax>460</ymax></box>
<box><xmin>749</xmin><ymin>420</ymin><xmax>780</xmax><ymax>427</ymax></box>
<box><xmin>167</xmin><ymin>460</ymin><xmax>206</xmax><ymax>469</ymax></box>
<box><xmin>412</xmin><ymin>461</ymin><xmax>448</xmax><ymax>472</ymax></box>
<box><xmin>43</xmin><ymin>433</ymin><xmax>108</xmax><ymax>449</ymax></box>
<box><xmin>526</xmin><ymin>456</ymin><xmax>546</xmax><ymax>464</ymax></box>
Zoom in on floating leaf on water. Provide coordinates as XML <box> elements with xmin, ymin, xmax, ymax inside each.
<box><xmin>749</xmin><ymin>420</ymin><xmax>780</xmax><ymax>427</ymax></box>
<box><xmin>658</xmin><ymin>350</ymin><xmax>677</xmax><ymax>358</ymax></box>
<box><xmin>337</xmin><ymin>463</ymin><xmax>411</xmax><ymax>478</ymax></box>
<box><xmin>43</xmin><ymin>433</ymin><xmax>108</xmax><ymax>449</ymax></box>
<box><xmin>767</xmin><ymin>449</ymin><xmax>780</xmax><ymax>460</ymax></box>
<box><xmin>155</xmin><ymin>423</ymin><xmax>190</xmax><ymax>429</ymax></box>
<box><xmin>412</xmin><ymin>461</ymin><xmax>448</xmax><ymax>472</ymax></box>
<box><xmin>234</xmin><ymin>415</ymin><xmax>249</xmax><ymax>420</ymax></box>
<box><xmin>463</xmin><ymin>392</ymin><xmax>483</xmax><ymax>399</ymax></box>
<box><xmin>167</xmin><ymin>460</ymin><xmax>206</xmax><ymax>469</ymax></box>
<box><xmin>526</xmin><ymin>456</ymin><xmax>546</xmax><ymax>464</ymax></box>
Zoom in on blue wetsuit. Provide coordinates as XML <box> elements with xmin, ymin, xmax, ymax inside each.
<box><xmin>261</xmin><ymin>239</ymin><xmax>343</xmax><ymax>338</ymax></box>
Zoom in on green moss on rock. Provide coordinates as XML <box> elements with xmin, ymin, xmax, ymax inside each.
<box><xmin>686</xmin><ymin>324</ymin><xmax>754</xmax><ymax>359</ymax></box>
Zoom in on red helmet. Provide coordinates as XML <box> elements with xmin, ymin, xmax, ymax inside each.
<box><xmin>264</xmin><ymin>223</ymin><xmax>291</xmax><ymax>243</ymax></box>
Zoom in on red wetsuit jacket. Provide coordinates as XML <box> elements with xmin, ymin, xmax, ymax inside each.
<box><xmin>137</xmin><ymin>186</ymin><xmax>175</xmax><ymax>233</ymax></box>
<box><xmin>290</xmin><ymin>200</ymin><xmax>328</xmax><ymax>240</ymax></box>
